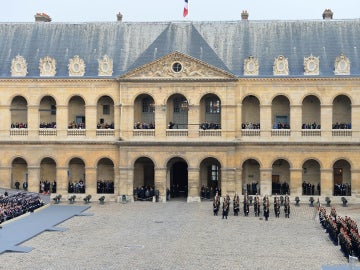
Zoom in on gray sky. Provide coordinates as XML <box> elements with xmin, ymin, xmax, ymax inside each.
<box><xmin>1</xmin><ymin>0</ymin><xmax>360</xmax><ymax>22</ymax></box>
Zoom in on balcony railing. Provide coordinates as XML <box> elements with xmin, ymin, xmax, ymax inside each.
<box><xmin>332</xmin><ymin>129</ymin><xmax>352</xmax><ymax>137</ymax></box>
<box><xmin>10</xmin><ymin>128</ymin><xmax>28</xmax><ymax>136</ymax></box>
<box><xmin>67</xmin><ymin>129</ymin><xmax>86</xmax><ymax>136</ymax></box>
<box><xmin>96</xmin><ymin>129</ymin><xmax>115</xmax><ymax>136</ymax></box>
<box><xmin>166</xmin><ymin>129</ymin><xmax>188</xmax><ymax>137</ymax></box>
<box><xmin>199</xmin><ymin>129</ymin><xmax>221</xmax><ymax>137</ymax></box>
<box><xmin>241</xmin><ymin>129</ymin><xmax>260</xmax><ymax>136</ymax></box>
<box><xmin>301</xmin><ymin>130</ymin><xmax>321</xmax><ymax>137</ymax></box>
<box><xmin>39</xmin><ymin>128</ymin><xmax>57</xmax><ymax>136</ymax></box>
<box><xmin>133</xmin><ymin>129</ymin><xmax>155</xmax><ymax>137</ymax></box>
<box><xmin>271</xmin><ymin>129</ymin><xmax>291</xmax><ymax>136</ymax></box>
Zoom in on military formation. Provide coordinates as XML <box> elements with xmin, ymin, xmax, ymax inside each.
<box><xmin>213</xmin><ymin>192</ymin><xmax>291</xmax><ymax>221</ymax></box>
<box><xmin>319</xmin><ymin>206</ymin><xmax>360</xmax><ymax>260</ymax></box>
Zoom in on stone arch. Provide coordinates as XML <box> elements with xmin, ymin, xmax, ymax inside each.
<box><xmin>241</xmin><ymin>95</ymin><xmax>260</xmax><ymax>129</ymax></box>
<box><xmin>11</xmin><ymin>157</ymin><xmax>28</xmax><ymax>190</ymax></box>
<box><xmin>333</xmin><ymin>159</ymin><xmax>351</xmax><ymax>196</ymax></box>
<box><xmin>166</xmin><ymin>156</ymin><xmax>188</xmax><ymax>200</ymax></box>
<box><xmin>242</xmin><ymin>159</ymin><xmax>261</xmax><ymax>195</ymax></box>
<box><xmin>271</xmin><ymin>95</ymin><xmax>290</xmax><ymax>129</ymax></box>
<box><xmin>134</xmin><ymin>94</ymin><xmax>155</xmax><ymax>129</ymax></box>
<box><xmin>271</xmin><ymin>158</ymin><xmax>290</xmax><ymax>195</ymax></box>
<box><xmin>133</xmin><ymin>157</ymin><xmax>155</xmax><ymax>201</ymax></box>
<box><xmin>302</xmin><ymin>159</ymin><xmax>321</xmax><ymax>195</ymax></box>
<box><xmin>166</xmin><ymin>94</ymin><xmax>189</xmax><ymax>129</ymax></box>
<box><xmin>40</xmin><ymin>157</ymin><xmax>57</xmax><ymax>193</ymax></box>
<box><xmin>68</xmin><ymin>95</ymin><xmax>86</xmax><ymax>129</ymax></box>
<box><xmin>68</xmin><ymin>157</ymin><xmax>86</xmax><ymax>194</ymax></box>
<box><xmin>302</xmin><ymin>95</ymin><xmax>321</xmax><ymax>129</ymax></box>
<box><xmin>199</xmin><ymin>157</ymin><xmax>221</xmax><ymax>199</ymax></box>
<box><xmin>10</xmin><ymin>95</ymin><xmax>28</xmax><ymax>128</ymax></box>
<box><xmin>332</xmin><ymin>94</ymin><xmax>352</xmax><ymax>129</ymax></box>
<box><xmin>97</xmin><ymin>95</ymin><xmax>115</xmax><ymax>129</ymax></box>
<box><xmin>39</xmin><ymin>95</ymin><xmax>57</xmax><ymax>128</ymax></box>
<box><xmin>97</xmin><ymin>157</ymin><xmax>115</xmax><ymax>194</ymax></box>
<box><xmin>199</xmin><ymin>93</ymin><xmax>221</xmax><ymax>129</ymax></box>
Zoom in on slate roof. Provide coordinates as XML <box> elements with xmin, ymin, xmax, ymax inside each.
<box><xmin>0</xmin><ymin>20</ymin><xmax>360</xmax><ymax>78</ymax></box>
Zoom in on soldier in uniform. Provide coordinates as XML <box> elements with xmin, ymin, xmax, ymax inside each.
<box><xmin>274</xmin><ymin>195</ymin><xmax>280</xmax><ymax>218</ymax></box>
<box><xmin>254</xmin><ymin>193</ymin><xmax>260</xmax><ymax>217</ymax></box>
<box><xmin>263</xmin><ymin>195</ymin><xmax>270</xmax><ymax>221</ymax></box>
<box><xmin>222</xmin><ymin>195</ymin><xmax>229</xmax><ymax>219</ymax></box>
<box><xmin>233</xmin><ymin>193</ymin><xmax>240</xmax><ymax>216</ymax></box>
<box><xmin>243</xmin><ymin>192</ymin><xmax>250</xmax><ymax>216</ymax></box>
<box><xmin>213</xmin><ymin>192</ymin><xmax>220</xmax><ymax>216</ymax></box>
<box><xmin>284</xmin><ymin>194</ymin><xmax>290</xmax><ymax>218</ymax></box>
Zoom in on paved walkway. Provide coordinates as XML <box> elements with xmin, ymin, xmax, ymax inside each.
<box><xmin>1</xmin><ymin>198</ymin><xmax>360</xmax><ymax>270</ymax></box>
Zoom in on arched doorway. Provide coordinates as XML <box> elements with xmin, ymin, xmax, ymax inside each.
<box><xmin>97</xmin><ymin>158</ymin><xmax>115</xmax><ymax>194</ymax></box>
<box><xmin>40</xmin><ymin>157</ymin><xmax>57</xmax><ymax>193</ymax></box>
<box><xmin>333</xmin><ymin>159</ymin><xmax>351</xmax><ymax>196</ymax></box>
<box><xmin>271</xmin><ymin>159</ymin><xmax>290</xmax><ymax>195</ymax></box>
<box><xmin>68</xmin><ymin>158</ymin><xmax>85</xmax><ymax>194</ymax></box>
<box><xmin>167</xmin><ymin>157</ymin><xmax>188</xmax><ymax>200</ymax></box>
<box><xmin>199</xmin><ymin>157</ymin><xmax>221</xmax><ymax>200</ymax></box>
<box><xmin>11</xmin><ymin>157</ymin><xmax>28</xmax><ymax>190</ymax></box>
<box><xmin>133</xmin><ymin>157</ymin><xmax>155</xmax><ymax>201</ymax></box>
<box><xmin>302</xmin><ymin>159</ymin><xmax>321</xmax><ymax>195</ymax></box>
<box><xmin>242</xmin><ymin>159</ymin><xmax>260</xmax><ymax>195</ymax></box>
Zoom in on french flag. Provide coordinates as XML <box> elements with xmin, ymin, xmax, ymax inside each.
<box><xmin>183</xmin><ymin>0</ymin><xmax>188</xmax><ymax>17</ymax></box>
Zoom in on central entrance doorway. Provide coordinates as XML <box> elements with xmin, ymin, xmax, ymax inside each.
<box><xmin>167</xmin><ymin>157</ymin><xmax>188</xmax><ymax>200</ymax></box>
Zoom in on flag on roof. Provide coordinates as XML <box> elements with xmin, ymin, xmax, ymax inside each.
<box><xmin>183</xmin><ymin>0</ymin><xmax>188</xmax><ymax>17</ymax></box>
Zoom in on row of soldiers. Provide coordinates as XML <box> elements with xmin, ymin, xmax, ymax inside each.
<box><xmin>213</xmin><ymin>192</ymin><xmax>290</xmax><ymax>220</ymax></box>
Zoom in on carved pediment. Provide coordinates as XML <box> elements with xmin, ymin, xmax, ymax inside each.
<box><xmin>273</xmin><ymin>55</ymin><xmax>289</xmax><ymax>76</ymax></box>
<box><xmin>304</xmin><ymin>55</ymin><xmax>319</xmax><ymax>76</ymax></box>
<box><xmin>244</xmin><ymin>56</ymin><xmax>259</xmax><ymax>76</ymax></box>
<box><xmin>98</xmin><ymin>55</ymin><xmax>113</xmax><ymax>76</ymax></box>
<box><xmin>120</xmin><ymin>51</ymin><xmax>236</xmax><ymax>81</ymax></box>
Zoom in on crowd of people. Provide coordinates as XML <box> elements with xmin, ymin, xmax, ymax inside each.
<box><xmin>200</xmin><ymin>186</ymin><xmax>220</xmax><ymax>200</ymax></box>
<box><xmin>97</xmin><ymin>122</ymin><xmax>114</xmax><ymax>129</ymax></box>
<box><xmin>68</xmin><ymin>180</ymin><xmax>85</xmax><ymax>193</ymax></box>
<box><xmin>199</xmin><ymin>122</ymin><xmax>221</xmax><ymax>130</ymax></box>
<box><xmin>39</xmin><ymin>180</ymin><xmax>56</xmax><ymax>194</ymax></box>
<box><xmin>272</xmin><ymin>182</ymin><xmax>290</xmax><ymax>195</ymax></box>
<box><xmin>244</xmin><ymin>182</ymin><xmax>259</xmax><ymax>195</ymax></box>
<box><xmin>10</xmin><ymin>122</ymin><xmax>28</xmax><ymax>128</ymax></box>
<box><xmin>39</xmin><ymin>122</ymin><xmax>56</xmax><ymax>128</ymax></box>
<box><xmin>334</xmin><ymin>183</ymin><xmax>351</xmax><ymax>196</ymax></box>
<box><xmin>332</xmin><ymin>122</ymin><xmax>352</xmax><ymax>129</ymax></box>
<box><xmin>0</xmin><ymin>191</ymin><xmax>44</xmax><ymax>224</ymax></box>
<box><xmin>213</xmin><ymin>193</ymin><xmax>290</xmax><ymax>220</ymax></box>
<box><xmin>242</xmin><ymin>123</ymin><xmax>260</xmax><ymax>129</ymax></box>
<box><xmin>272</xmin><ymin>122</ymin><xmax>290</xmax><ymax>129</ymax></box>
<box><xmin>302</xmin><ymin>181</ymin><xmax>320</xmax><ymax>195</ymax></box>
<box><xmin>68</xmin><ymin>121</ymin><xmax>85</xmax><ymax>129</ymax></box>
<box><xmin>133</xmin><ymin>186</ymin><xmax>159</xmax><ymax>201</ymax></box>
<box><xmin>302</xmin><ymin>122</ymin><xmax>321</xmax><ymax>129</ymax></box>
<box><xmin>134</xmin><ymin>122</ymin><xmax>154</xmax><ymax>129</ymax></box>
<box><xmin>97</xmin><ymin>180</ymin><xmax>114</xmax><ymax>194</ymax></box>
<box><xmin>319</xmin><ymin>206</ymin><xmax>360</xmax><ymax>259</ymax></box>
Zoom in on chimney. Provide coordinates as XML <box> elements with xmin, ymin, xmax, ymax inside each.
<box><xmin>35</xmin><ymin>13</ymin><xmax>51</xmax><ymax>22</ymax></box>
<box><xmin>241</xmin><ymin>10</ymin><xmax>249</xmax><ymax>20</ymax></box>
<box><xmin>322</xmin><ymin>9</ymin><xmax>333</xmax><ymax>20</ymax></box>
<box><xmin>117</xmin><ymin>12</ymin><xmax>123</xmax><ymax>22</ymax></box>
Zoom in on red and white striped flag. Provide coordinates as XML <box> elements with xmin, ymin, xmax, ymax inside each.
<box><xmin>183</xmin><ymin>0</ymin><xmax>188</xmax><ymax>17</ymax></box>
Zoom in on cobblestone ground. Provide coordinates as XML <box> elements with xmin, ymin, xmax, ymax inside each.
<box><xmin>1</xmin><ymin>198</ymin><xmax>360</xmax><ymax>270</ymax></box>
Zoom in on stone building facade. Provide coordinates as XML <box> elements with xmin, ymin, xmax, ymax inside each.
<box><xmin>0</xmin><ymin>12</ymin><xmax>359</xmax><ymax>202</ymax></box>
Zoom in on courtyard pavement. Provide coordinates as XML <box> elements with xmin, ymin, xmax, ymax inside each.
<box><xmin>1</xmin><ymin>195</ymin><xmax>360</xmax><ymax>270</ymax></box>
